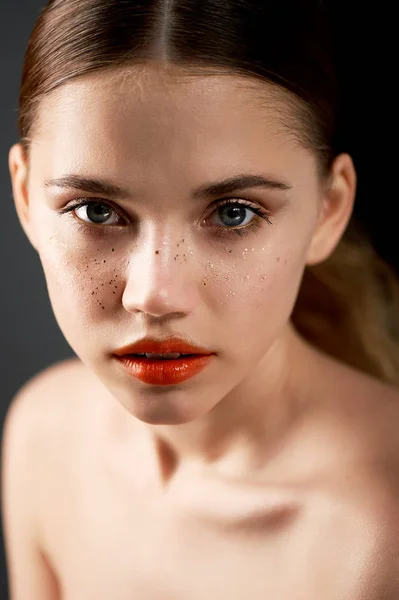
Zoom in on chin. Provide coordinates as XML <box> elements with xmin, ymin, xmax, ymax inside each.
<box><xmin>118</xmin><ymin>396</ymin><xmax>208</xmax><ymax>425</ymax></box>
<box><xmin>131</xmin><ymin>406</ymin><xmax>202</xmax><ymax>426</ymax></box>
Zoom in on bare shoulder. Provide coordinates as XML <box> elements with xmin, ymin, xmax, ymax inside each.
<box><xmin>7</xmin><ymin>356</ymin><xmax>84</xmax><ymax>402</ymax></box>
<box><xmin>342</xmin><ymin>364</ymin><xmax>399</xmax><ymax>447</ymax></box>
<box><xmin>14</xmin><ymin>355</ymin><xmax>88</xmax><ymax>398</ymax></box>
<box><xmin>3</xmin><ymin>355</ymin><xmax>137</xmax><ymax>473</ymax></box>
<box><xmin>2</xmin><ymin>356</ymin><xmax>100</xmax><ymax>487</ymax></box>
<box><xmin>306</xmin><ymin>345</ymin><xmax>399</xmax><ymax>493</ymax></box>
<box><xmin>2</xmin><ymin>358</ymin><xmax>109</xmax><ymax>547</ymax></box>
<box><xmin>2</xmin><ymin>357</ymin><xmax>79</xmax><ymax>472</ymax></box>
<box><xmin>4</xmin><ymin>359</ymin><xmax>73</xmax><ymax>438</ymax></box>
<box><xmin>310</xmin><ymin>343</ymin><xmax>399</xmax><ymax>430</ymax></box>
<box><xmin>330</xmin><ymin>358</ymin><xmax>399</xmax><ymax>503</ymax></box>
<box><xmin>3</xmin><ymin>357</ymin><xmax>82</xmax><ymax>432</ymax></box>
<box><xmin>1</xmin><ymin>358</ymin><xmax>88</xmax><ymax>598</ymax></box>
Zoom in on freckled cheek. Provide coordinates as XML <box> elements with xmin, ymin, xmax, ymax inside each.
<box><xmin>39</xmin><ymin>245</ymin><xmax>122</xmax><ymax>317</ymax></box>
<box><xmin>205</xmin><ymin>251</ymin><xmax>305</xmax><ymax>316</ymax></box>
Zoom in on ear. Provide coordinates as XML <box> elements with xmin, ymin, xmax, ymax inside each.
<box><xmin>306</xmin><ymin>153</ymin><xmax>357</xmax><ymax>266</ymax></box>
<box><xmin>9</xmin><ymin>143</ymin><xmax>38</xmax><ymax>251</ymax></box>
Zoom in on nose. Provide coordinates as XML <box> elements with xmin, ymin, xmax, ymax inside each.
<box><xmin>121</xmin><ymin>237</ymin><xmax>198</xmax><ymax>318</ymax></box>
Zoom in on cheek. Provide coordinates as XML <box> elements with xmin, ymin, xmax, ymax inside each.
<box><xmin>38</xmin><ymin>237</ymin><xmax>121</xmax><ymax>341</ymax></box>
<box><xmin>204</xmin><ymin>243</ymin><xmax>307</xmax><ymax>352</ymax></box>
<box><xmin>208</xmin><ymin>243</ymin><xmax>306</xmax><ymax>311</ymax></box>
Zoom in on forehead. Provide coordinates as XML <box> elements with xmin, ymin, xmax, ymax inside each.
<box><xmin>29</xmin><ymin>65</ymin><xmax>317</xmax><ymax>191</ymax></box>
<box><xmin>32</xmin><ymin>65</ymin><xmax>299</xmax><ymax>148</ymax></box>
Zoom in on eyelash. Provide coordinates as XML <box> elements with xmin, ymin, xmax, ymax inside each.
<box><xmin>58</xmin><ymin>197</ymin><xmax>273</xmax><ymax>239</ymax></box>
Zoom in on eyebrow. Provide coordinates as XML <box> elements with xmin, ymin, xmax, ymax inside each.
<box><xmin>44</xmin><ymin>173</ymin><xmax>292</xmax><ymax>200</ymax></box>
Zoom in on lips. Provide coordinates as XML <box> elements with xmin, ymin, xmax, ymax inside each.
<box><xmin>113</xmin><ymin>336</ymin><xmax>215</xmax><ymax>385</ymax></box>
<box><xmin>115</xmin><ymin>354</ymin><xmax>214</xmax><ymax>385</ymax></box>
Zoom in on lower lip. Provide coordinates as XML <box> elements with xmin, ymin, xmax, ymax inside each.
<box><xmin>115</xmin><ymin>354</ymin><xmax>215</xmax><ymax>385</ymax></box>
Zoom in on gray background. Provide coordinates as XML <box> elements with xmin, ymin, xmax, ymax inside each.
<box><xmin>0</xmin><ymin>4</ymin><xmax>74</xmax><ymax>597</ymax></box>
<box><xmin>0</xmin><ymin>1</ymin><xmax>397</xmax><ymax>598</ymax></box>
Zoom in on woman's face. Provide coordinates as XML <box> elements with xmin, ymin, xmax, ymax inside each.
<box><xmin>12</xmin><ymin>66</ymin><xmax>345</xmax><ymax>424</ymax></box>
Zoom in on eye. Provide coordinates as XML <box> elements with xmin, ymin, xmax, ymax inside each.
<box><xmin>58</xmin><ymin>197</ymin><xmax>273</xmax><ymax>238</ymax></box>
<box><xmin>74</xmin><ymin>201</ymin><xmax>122</xmax><ymax>225</ymax></box>
<box><xmin>206</xmin><ymin>199</ymin><xmax>273</xmax><ymax>237</ymax></box>
<box><xmin>59</xmin><ymin>199</ymin><xmax>124</xmax><ymax>226</ymax></box>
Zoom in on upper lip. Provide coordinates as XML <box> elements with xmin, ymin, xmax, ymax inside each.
<box><xmin>113</xmin><ymin>336</ymin><xmax>215</xmax><ymax>356</ymax></box>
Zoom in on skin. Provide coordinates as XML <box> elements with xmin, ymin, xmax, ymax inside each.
<box><xmin>9</xmin><ymin>63</ymin><xmax>356</xmax><ymax>471</ymax></box>
<box><xmin>7</xmin><ymin>63</ymin><xmax>399</xmax><ymax>598</ymax></box>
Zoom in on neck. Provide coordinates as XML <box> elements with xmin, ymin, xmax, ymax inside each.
<box><xmin>136</xmin><ymin>323</ymin><xmax>316</xmax><ymax>486</ymax></box>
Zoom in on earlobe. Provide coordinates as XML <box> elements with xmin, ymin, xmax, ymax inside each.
<box><xmin>305</xmin><ymin>153</ymin><xmax>357</xmax><ymax>266</ymax></box>
<box><xmin>9</xmin><ymin>143</ymin><xmax>38</xmax><ymax>251</ymax></box>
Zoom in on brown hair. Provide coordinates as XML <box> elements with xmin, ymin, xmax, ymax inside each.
<box><xmin>16</xmin><ymin>0</ymin><xmax>399</xmax><ymax>386</ymax></box>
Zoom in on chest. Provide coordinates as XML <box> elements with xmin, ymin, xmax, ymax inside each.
<box><xmin>41</xmin><ymin>455</ymin><xmax>398</xmax><ymax>600</ymax></box>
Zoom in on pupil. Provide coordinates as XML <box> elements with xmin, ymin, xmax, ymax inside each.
<box><xmin>87</xmin><ymin>204</ymin><xmax>111</xmax><ymax>223</ymax></box>
<box><xmin>220</xmin><ymin>206</ymin><xmax>245</xmax><ymax>227</ymax></box>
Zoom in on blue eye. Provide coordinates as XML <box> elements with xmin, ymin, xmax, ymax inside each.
<box><xmin>209</xmin><ymin>199</ymin><xmax>272</xmax><ymax>237</ymax></box>
<box><xmin>58</xmin><ymin>197</ymin><xmax>273</xmax><ymax>238</ymax></box>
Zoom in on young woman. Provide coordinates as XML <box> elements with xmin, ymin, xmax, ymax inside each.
<box><xmin>2</xmin><ymin>0</ymin><xmax>399</xmax><ymax>598</ymax></box>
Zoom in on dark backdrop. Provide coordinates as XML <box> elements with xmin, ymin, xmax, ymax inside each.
<box><xmin>0</xmin><ymin>1</ymin><xmax>397</xmax><ymax>598</ymax></box>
